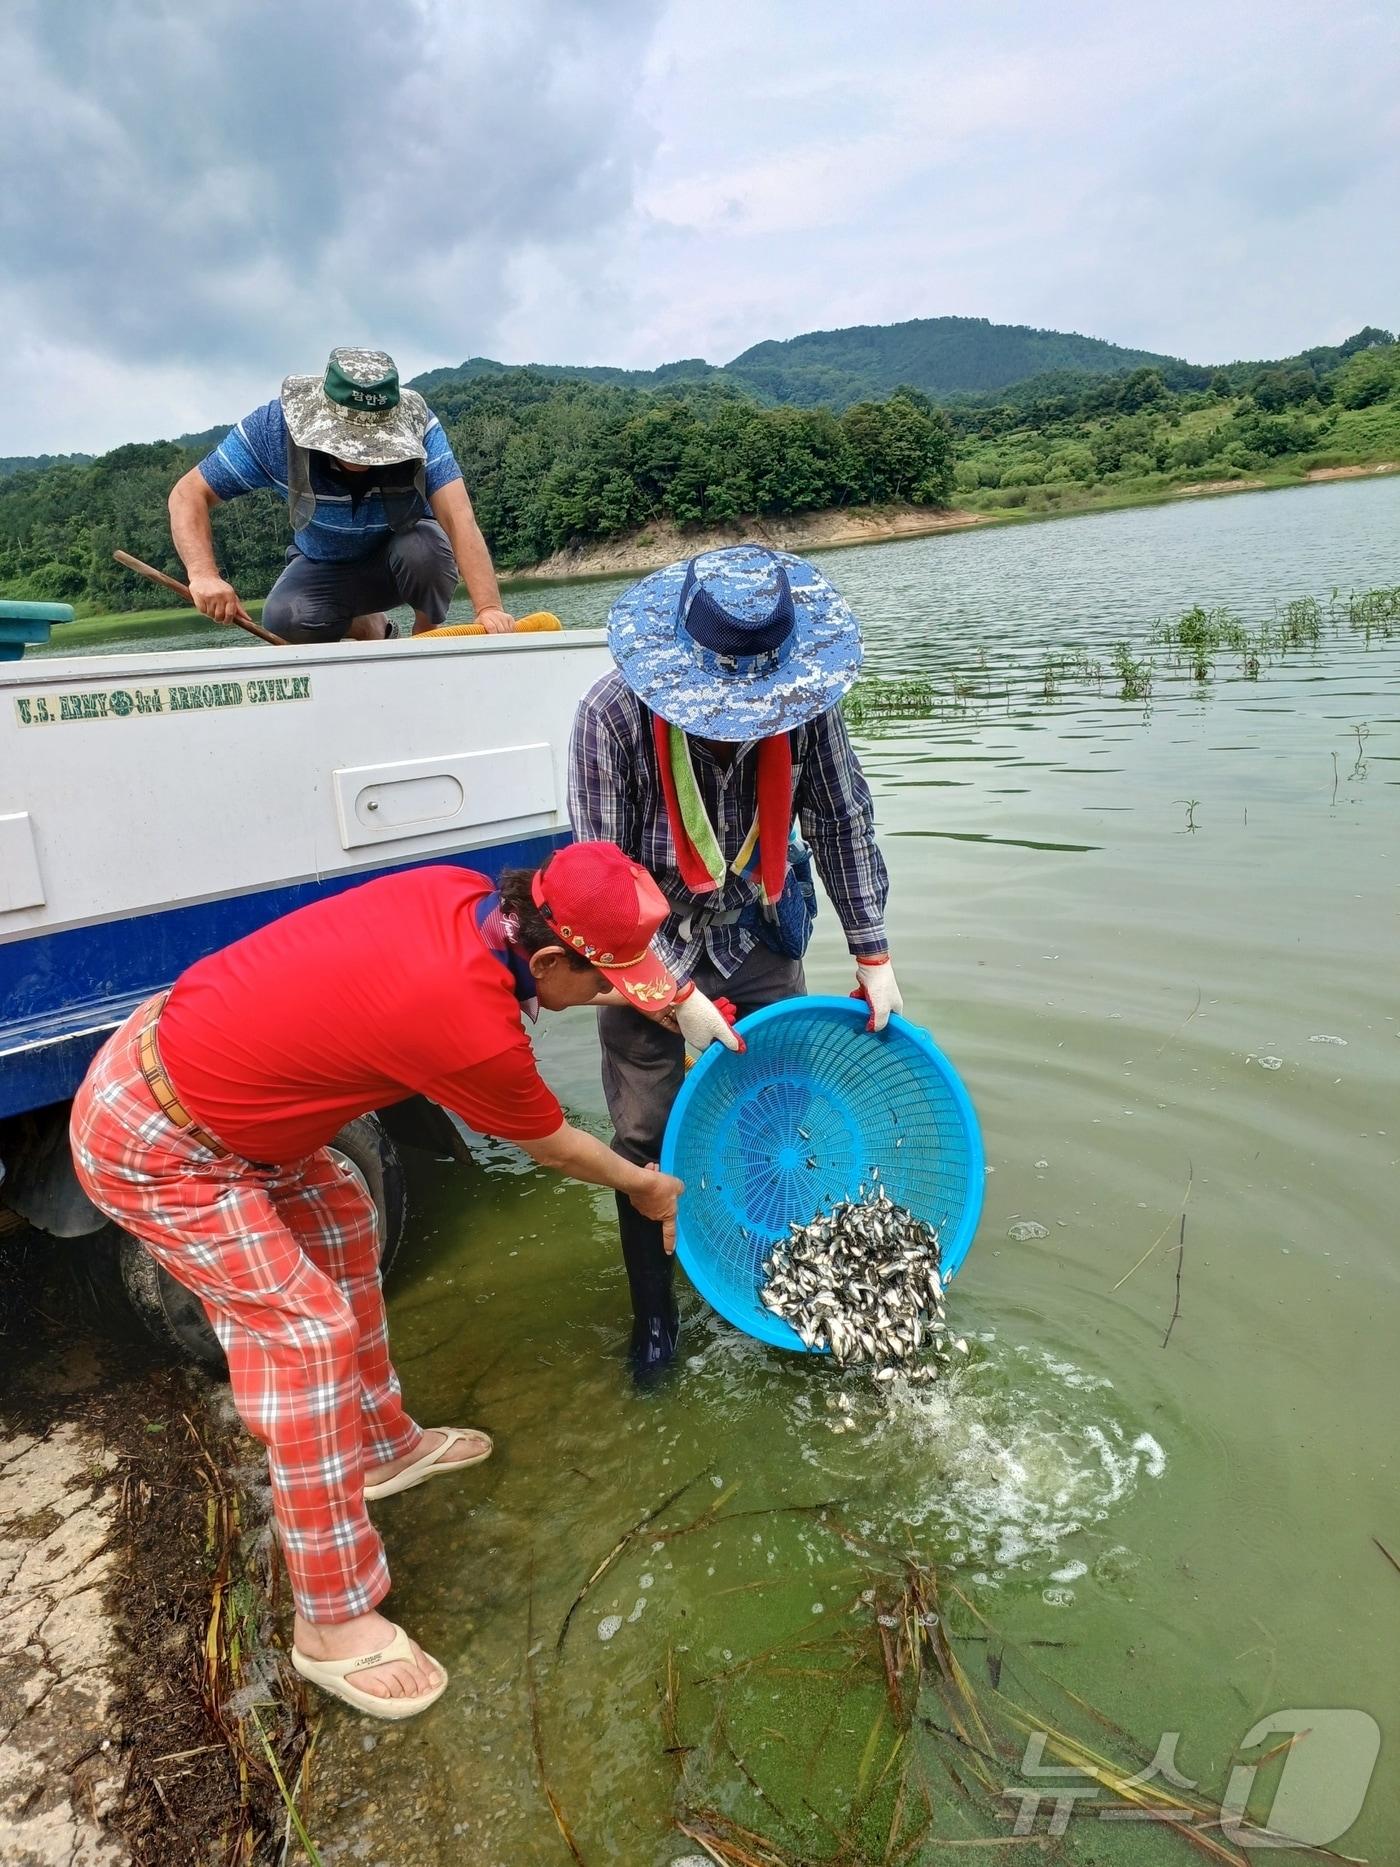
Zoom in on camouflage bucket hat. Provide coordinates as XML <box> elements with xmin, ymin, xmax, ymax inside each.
<box><xmin>279</xmin><ymin>347</ymin><xmax>429</xmax><ymax>467</ymax></box>
<box><xmin>607</xmin><ymin>544</ymin><xmax>863</xmax><ymax>742</ymax></box>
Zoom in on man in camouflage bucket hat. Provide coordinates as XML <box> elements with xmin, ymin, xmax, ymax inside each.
<box><xmin>569</xmin><ymin>544</ymin><xmax>902</xmax><ymax>1383</ymax></box>
<box><xmin>168</xmin><ymin>348</ymin><xmax>515</xmax><ymax>642</ymax></box>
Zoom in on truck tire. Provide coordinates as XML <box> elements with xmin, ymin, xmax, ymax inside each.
<box><xmin>113</xmin><ymin>1115</ymin><xmax>407</xmax><ymax>1371</ymax></box>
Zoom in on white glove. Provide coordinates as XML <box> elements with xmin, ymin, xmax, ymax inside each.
<box><xmin>672</xmin><ymin>982</ymin><xmax>745</xmax><ymax>1053</ymax></box>
<box><xmin>854</xmin><ymin>956</ymin><xmax>903</xmax><ymax>1033</ymax></box>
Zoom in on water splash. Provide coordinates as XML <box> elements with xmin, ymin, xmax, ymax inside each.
<box><xmin>860</xmin><ymin>1342</ymin><xmax>1167</xmax><ymax>1581</ymax></box>
<box><xmin>678</xmin><ymin>1311</ymin><xmax>1165</xmax><ymax>1586</ymax></box>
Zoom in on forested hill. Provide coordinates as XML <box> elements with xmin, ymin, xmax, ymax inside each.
<box><xmin>409</xmin><ymin>355</ymin><xmax>723</xmax><ymax>397</ymax></box>
<box><xmin>724</xmin><ymin>317</ymin><xmax>1178</xmax><ymax>404</ymax></box>
<box><xmin>0</xmin><ymin>430</ymin><xmax>225</xmax><ymax>482</ymax></box>
<box><xmin>0</xmin><ymin>380</ymin><xmax>958</xmax><ymax>609</ymax></box>
<box><xmin>411</xmin><ymin>315</ymin><xmax>1180</xmax><ymax>410</ymax></box>
<box><xmin>0</xmin><ymin>450</ymin><xmax>95</xmax><ymax>480</ymax></box>
<box><xmin>2</xmin><ymin>326</ymin><xmax>1395</xmax><ymax>613</ymax></box>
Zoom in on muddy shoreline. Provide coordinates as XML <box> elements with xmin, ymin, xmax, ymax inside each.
<box><xmin>0</xmin><ymin>1253</ymin><xmax>312</xmax><ymax>1866</ymax></box>
<box><xmin>503</xmin><ymin>465</ymin><xmax>1400</xmax><ymax>587</ymax></box>
<box><xmin>508</xmin><ymin>501</ymin><xmax>990</xmax><ymax>582</ymax></box>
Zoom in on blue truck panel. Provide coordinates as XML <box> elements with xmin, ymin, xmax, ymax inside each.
<box><xmin>0</xmin><ymin>832</ymin><xmax>566</xmax><ymax>1118</ymax></box>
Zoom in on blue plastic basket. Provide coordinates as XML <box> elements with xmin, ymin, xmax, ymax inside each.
<box><xmin>660</xmin><ymin>997</ymin><xmax>984</xmax><ymax>1351</ymax></box>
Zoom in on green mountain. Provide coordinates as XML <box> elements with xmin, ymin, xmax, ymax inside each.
<box><xmin>4</xmin><ymin>320</ymin><xmax>1394</xmax><ymax>614</ymax></box>
<box><xmin>170</xmin><ymin>423</ymin><xmax>233</xmax><ymax>453</ymax></box>
<box><xmin>0</xmin><ymin>432</ymin><xmax>225</xmax><ymax>480</ymax></box>
<box><xmin>724</xmin><ymin>316</ymin><xmax>1179</xmax><ymax>403</ymax></box>
<box><xmin>411</xmin><ymin>316</ymin><xmax>1182</xmax><ymax>410</ymax></box>
<box><xmin>0</xmin><ymin>450</ymin><xmax>94</xmax><ymax>480</ymax></box>
<box><xmin>409</xmin><ymin>355</ymin><xmax>724</xmax><ymax>397</ymax></box>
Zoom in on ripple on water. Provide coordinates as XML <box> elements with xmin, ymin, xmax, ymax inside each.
<box><xmin>680</xmin><ymin>1314</ymin><xmax>1167</xmax><ymax>1585</ymax></box>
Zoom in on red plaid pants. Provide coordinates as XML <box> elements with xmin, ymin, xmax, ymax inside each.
<box><xmin>70</xmin><ymin>999</ymin><xmax>422</xmax><ymax>1624</ymax></box>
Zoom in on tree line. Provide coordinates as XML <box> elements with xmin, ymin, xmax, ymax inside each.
<box><xmin>413</xmin><ymin>314</ymin><xmax>1179</xmax><ymax>410</ymax></box>
<box><xmin>943</xmin><ymin>329</ymin><xmax>1399</xmax><ymax>499</ymax></box>
<box><xmin>0</xmin><ymin>326</ymin><xmax>1394</xmax><ymax>614</ymax></box>
<box><xmin>0</xmin><ymin>381</ymin><xmax>955</xmax><ymax>610</ymax></box>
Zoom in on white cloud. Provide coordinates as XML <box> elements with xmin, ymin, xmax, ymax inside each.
<box><xmin>0</xmin><ymin>0</ymin><xmax>1396</xmax><ymax>452</ymax></box>
<box><xmin>0</xmin><ymin>0</ymin><xmax>665</xmax><ymax>449</ymax></box>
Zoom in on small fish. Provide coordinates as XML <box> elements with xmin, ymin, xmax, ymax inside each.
<box><xmin>759</xmin><ymin>1191</ymin><xmax>958</xmax><ymax>1385</ymax></box>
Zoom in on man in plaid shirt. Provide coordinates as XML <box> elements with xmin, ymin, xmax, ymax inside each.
<box><xmin>569</xmin><ymin>545</ymin><xmax>901</xmax><ymax>1379</ymax></box>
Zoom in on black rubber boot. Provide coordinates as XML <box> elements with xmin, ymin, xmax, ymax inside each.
<box><xmin>615</xmin><ymin>1191</ymin><xmax>679</xmax><ymax>1385</ymax></box>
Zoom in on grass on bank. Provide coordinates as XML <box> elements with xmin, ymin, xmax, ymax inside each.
<box><xmin>958</xmin><ymin>455</ymin><xmax>1398</xmax><ymax>526</ymax></box>
<box><xmin>951</xmin><ymin>377</ymin><xmax>1400</xmax><ymax>527</ymax></box>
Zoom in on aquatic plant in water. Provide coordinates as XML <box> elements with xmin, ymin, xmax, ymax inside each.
<box><xmin>637</xmin><ymin>1494</ymin><xmax>1306</xmax><ymax>1865</ymax></box>
<box><xmin>844</xmin><ymin>584</ymin><xmax>1385</xmax><ymax>723</ymax></box>
<box><xmin>1154</xmin><ymin>605</ymin><xmax>1257</xmax><ymax>681</ymax></box>
<box><xmin>1345</xmin><ymin>584</ymin><xmax>1400</xmax><ymax>639</ymax></box>
<box><xmin>841</xmin><ymin>677</ymin><xmax>937</xmax><ymax>729</ymax></box>
<box><xmin>1039</xmin><ymin>651</ymin><xmax>1090</xmax><ymax>700</ymax></box>
<box><xmin>1352</xmin><ymin>722</ymin><xmax>1370</xmax><ymax>778</ymax></box>
<box><xmin>1278</xmin><ymin>595</ymin><xmax>1322</xmax><ymax>648</ymax></box>
<box><xmin>1065</xmin><ymin>648</ymin><xmax>1103</xmax><ymax>684</ymax></box>
<box><xmin>1111</xmin><ymin>641</ymin><xmax>1153</xmax><ymax>701</ymax></box>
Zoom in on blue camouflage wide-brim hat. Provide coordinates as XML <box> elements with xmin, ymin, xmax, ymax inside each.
<box><xmin>607</xmin><ymin>544</ymin><xmax>863</xmax><ymax>742</ymax></box>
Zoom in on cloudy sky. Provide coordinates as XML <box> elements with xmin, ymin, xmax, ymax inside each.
<box><xmin>2</xmin><ymin>0</ymin><xmax>1396</xmax><ymax>455</ymax></box>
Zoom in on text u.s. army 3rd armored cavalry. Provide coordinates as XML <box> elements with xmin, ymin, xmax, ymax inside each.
<box><xmin>13</xmin><ymin>674</ymin><xmax>312</xmax><ymax>726</ymax></box>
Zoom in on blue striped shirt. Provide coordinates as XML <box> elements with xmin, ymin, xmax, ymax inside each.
<box><xmin>197</xmin><ymin>399</ymin><xmax>463</xmax><ymax>561</ymax></box>
<box><xmin>568</xmin><ymin>670</ymin><xmax>889</xmax><ymax>982</ymax></box>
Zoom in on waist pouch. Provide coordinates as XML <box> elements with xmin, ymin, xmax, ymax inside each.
<box><xmin>742</xmin><ymin>839</ymin><xmax>818</xmax><ymax>960</ymax></box>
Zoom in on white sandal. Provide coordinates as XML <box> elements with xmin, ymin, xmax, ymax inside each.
<box><xmin>363</xmin><ymin>1426</ymin><xmax>494</xmax><ymax>1501</ymax></box>
<box><xmin>291</xmin><ymin>1623</ymin><xmax>447</xmax><ymax>1720</ymax></box>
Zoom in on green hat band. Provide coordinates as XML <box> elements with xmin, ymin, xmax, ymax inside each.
<box><xmin>323</xmin><ymin>357</ymin><xmax>400</xmax><ymax>413</ymax></box>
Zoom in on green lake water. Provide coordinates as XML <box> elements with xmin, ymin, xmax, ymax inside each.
<box><xmin>300</xmin><ymin>480</ymin><xmax>1398</xmax><ymax>1866</ymax></box>
<box><xmin>44</xmin><ymin>482</ymin><xmax>1400</xmax><ymax>1860</ymax></box>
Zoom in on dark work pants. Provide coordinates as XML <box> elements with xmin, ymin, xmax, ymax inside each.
<box><xmin>262</xmin><ymin>519</ymin><xmax>458</xmax><ymax>643</ymax></box>
<box><xmin>598</xmin><ymin>943</ymin><xmax>805</xmax><ymax>1369</ymax></box>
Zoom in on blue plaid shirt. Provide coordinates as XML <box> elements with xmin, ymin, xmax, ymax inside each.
<box><xmin>568</xmin><ymin>671</ymin><xmax>889</xmax><ymax>982</ymax></box>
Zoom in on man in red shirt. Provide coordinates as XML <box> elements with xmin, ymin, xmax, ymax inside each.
<box><xmin>70</xmin><ymin>843</ymin><xmax>730</xmax><ymax>1720</ymax></box>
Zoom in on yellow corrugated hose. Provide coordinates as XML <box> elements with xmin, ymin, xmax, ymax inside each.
<box><xmin>416</xmin><ymin>611</ymin><xmax>564</xmax><ymax>638</ymax></box>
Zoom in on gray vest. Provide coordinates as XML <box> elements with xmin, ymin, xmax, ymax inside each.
<box><xmin>285</xmin><ymin>437</ymin><xmax>428</xmax><ymax>535</ymax></box>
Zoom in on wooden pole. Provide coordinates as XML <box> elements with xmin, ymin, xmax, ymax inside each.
<box><xmin>112</xmin><ymin>551</ymin><xmax>285</xmax><ymax>647</ymax></box>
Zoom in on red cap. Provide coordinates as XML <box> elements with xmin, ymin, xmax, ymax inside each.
<box><xmin>531</xmin><ymin>842</ymin><xmax>677</xmax><ymax>1009</ymax></box>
